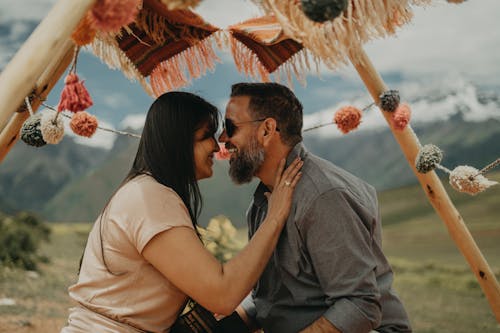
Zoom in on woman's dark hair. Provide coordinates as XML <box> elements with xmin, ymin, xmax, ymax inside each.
<box><xmin>79</xmin><ymin>92</ymin><xmax>219</xmax><ymax>274</ymax></box>
<box><xmin>126</xmin><ymin>91</ymin><xmax>219</xmax><ymax>225</ymax></box>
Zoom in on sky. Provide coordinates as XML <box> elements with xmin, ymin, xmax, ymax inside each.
<box><xmin>0</xmin><ymin>0</ymin><xmax>499</xmax><ymax>148</ymax></box>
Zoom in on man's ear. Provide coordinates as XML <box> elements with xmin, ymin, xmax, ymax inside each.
<box><xmin>261</xmin><ymin>118</ymin><xmax>278</xmax><ymax>147</ymax></box>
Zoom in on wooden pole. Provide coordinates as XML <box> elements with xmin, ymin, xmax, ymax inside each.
<box><xmin>0</xmin><ymin>0</ymin><xmax>96</xmax><ymax>133</ymax></box>
<box><xmin>0</xmin><ymin>39</ymin><xmax>74</xmax><ymax>163</ymax></box>
<box><xmin>349</xmin><ymin>47</ymin><xmax>500</xmax><ymax>322</ymax></box>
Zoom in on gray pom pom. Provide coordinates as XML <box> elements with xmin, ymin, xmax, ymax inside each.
<box><xmin>379</xmin><ymin>90</ymin><xmax>400</xmax><ymax>112</ymax></box>
<box><xmin>415</xmin><ymin>144</ymin><xmax>443</xmax><ymax>173</ymax></box>
<box><xmin>20</xmin><ymin>114</ymin><xmax>47</xmax><ymax>147</ymax></box>
<box><xmin>301</xmin><ymin>0</ymin><xmax>348</xmax><ymax>23</ymax></box>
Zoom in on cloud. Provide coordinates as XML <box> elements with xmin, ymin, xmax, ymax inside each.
<box><xmin>0</xmin><ymin>0</ymin><xmax>56</xmax><ymax>22</ymax></box>
<box><xmin>120</xmin><ymin>113</ymin><xmax>145</xmax><ymax>131</ymax></box>
<box><xmin>358</xmin><ymin>0</ymin><xmax>500</xmax><ymax>82</ymax></box>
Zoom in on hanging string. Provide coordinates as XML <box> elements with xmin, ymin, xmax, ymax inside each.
<box><xmin>40</xmin><ymin>102</ymin><xmax>141</xmax><ymax>139</ymax></box>
<box><xmin>474</xmin><ymin>158</ymin><xmax>500</xmax><ymax>178</ymax></box>
<box><xmin>303</xmin><ymin>102</ymin><xmax>375</xmax><ymax>133</ymax></box>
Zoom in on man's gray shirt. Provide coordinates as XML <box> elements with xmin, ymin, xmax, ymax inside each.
<box><xmin>242</xmin><ymin>143</ymin><xmax>411</xmax><ymax>333</ymax></box>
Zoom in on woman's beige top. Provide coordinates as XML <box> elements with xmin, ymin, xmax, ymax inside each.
<box><xmin>61</xmin><ymin>174</ymin><xmax>194</xmax><ymax>333</ymax></box>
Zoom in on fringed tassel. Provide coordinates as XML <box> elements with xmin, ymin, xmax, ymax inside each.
<box><xmin>72</xmin><ymin>14</ymin><xmax>97</xmax><ymax>46</ymax></box>
<box><xmin>229</xmin><ymin>37</ymin><xmax>270</xmax><ymax>82</ymax></box>
<box><xmin>89</xmin><ymin>0</ymin><xmax>141</xmax><ymax>33</ymax></box>
<box><xmin>91</xmin><ymin>34</ymin><xmax>154</xmax><ymax>96</ymax></box>
<box><xmin>274</xmin><ymin>48</ymin><xmax>321</xmax><ymax>88</ymax></box>
<box><xmin>57</xmin><ymin>73</ymin><xmax>93</xmax><ymax>113</ymax></box>
<box><xmin>150</xmin><ymin>35</ymin><xmax>221</xmax><ymax>96</ymax></box>
<box><xmin>57</xmin><ymin>47</ymin><xmax>94</xmax><ymax>113</ymax></box>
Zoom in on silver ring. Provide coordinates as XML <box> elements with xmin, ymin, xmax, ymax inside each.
<box><xmin>284</xmin><ymin>180</ymin><xmax>291</xmax><ymax>186</ymax></box>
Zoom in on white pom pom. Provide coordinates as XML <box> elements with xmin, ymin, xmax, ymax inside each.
<box><xmin>40</xmin><ymin>112</ymin><xmax>64</xmax><ymax>144</ymax></box>
<box><xmin>449</xmin><ymin>165</ymin><xmax>498</xmax><ymax>195</ymax></box>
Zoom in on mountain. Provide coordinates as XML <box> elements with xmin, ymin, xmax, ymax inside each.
<box><xmin>0</xmin><ymin>136</ymin><xmax>107</xmax><ymax>215</ymax></box>
<box><xmin>7</xmin><ymin>114</ymin><xmax>495</xmax><ymax>227</ymax></box>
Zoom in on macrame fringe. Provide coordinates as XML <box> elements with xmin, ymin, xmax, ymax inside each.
<box><xmin>257</xmin><ymin>0</ymin><xmax>430</xmax><ymax>69</ymax></box>
<box><xmin>91</xmin><ymin>33</ymin><xmax>154</xmax><ymax>96</ymax></box>
<box><xmin>150</xmin><ymin>34</ymin><xmax>221</xmax><ymax>96</ymax></box>
<box><xmin>229</xmin><ymin>36</ymin><xmax>320</xmax><ymax>88</ymax></box>
<box><xmin>230</xmin><ymin>37</ymin><xmax>270</xmax><ymax>82</ymax></box>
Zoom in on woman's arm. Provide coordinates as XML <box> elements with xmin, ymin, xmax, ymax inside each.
<box><xmin>142</xmin><ymin>158</ymin><xmax>302</xmax><ymax>315</ymax></box>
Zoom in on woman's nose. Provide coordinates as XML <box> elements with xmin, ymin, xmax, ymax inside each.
<box><xmin>218</xmin><ymin>130</ymin><xmax>228</xmax><ymax>143</ymax></box>
<box><xmin>213</xmin><ymin>138</ymin><xmax>221</xmax><ymax>152</ymax></box>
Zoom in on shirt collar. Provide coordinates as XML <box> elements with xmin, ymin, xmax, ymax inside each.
<box><xmin>253</xmin><ymin>142</ymin><xmax>307</xmax><ymax>207</ymax></box>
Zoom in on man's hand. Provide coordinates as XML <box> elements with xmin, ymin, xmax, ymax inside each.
<box><xmin>299</xmin><ymin>316</ymin><xmax>341</xmax><ymax>333</ymax></box>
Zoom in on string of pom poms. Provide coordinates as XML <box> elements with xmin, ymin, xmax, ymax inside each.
<box><xmin>415</xmin><ymin>144</ymin><xmax>499</xmax><ymax>195</ymax></box>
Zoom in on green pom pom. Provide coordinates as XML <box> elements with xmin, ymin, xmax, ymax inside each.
<box><xmin>415</xmin><ymin>144</ymin><xmax>443</xmax><ymax>173</ymax></box>
<box><xmin>301</xmin><ymin>0</ymin><xmax>348</xmax><ymax>22</ymax></box>
<box><xmin>20</xmin><ymin>114</ymin><xmax>47</xmax><ymax>147</ymax></box>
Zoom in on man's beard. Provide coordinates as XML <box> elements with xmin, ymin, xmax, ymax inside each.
<box><xmin>229</xmin><ymin>136</ymin><xmax>265</xmax><ymax>184</ymax></box>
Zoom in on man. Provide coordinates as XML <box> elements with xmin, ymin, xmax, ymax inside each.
<box><xmin>218</xmin><ymin>82</ymin><xmax>412</xmax><ymax>333</ymax></box>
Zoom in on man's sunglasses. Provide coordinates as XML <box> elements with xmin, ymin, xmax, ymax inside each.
<box><xmin>223</xmin><ymin>118</ymin><xmax>266</xmax><ymax>137</ymax></box>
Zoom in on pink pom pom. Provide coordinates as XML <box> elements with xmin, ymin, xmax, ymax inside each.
<box><xmin>89</xmin><ymin>0</ymin><xmax>140</xmax><ymax>33</ymax></box>
<box><xmin>215</xmin><ymin>143</ymin><xmax>230</xmax><ymax>160</ymax></box>
<box><xmin>333</xmin><ymin>106</ymin><xmax>362</xmax><ymax>134</ymax></box>
<box><xmin>392</xmin><ymin>103</ymin><xmax>411</xmax><ymax>130</ymax></box>
<box><xmin>70</xmin><ymin>111</ymin><xmax>98</xmax><ymax>137</ymax></box>
<box><xmin>58</xmin><ymin>73</ymin><xmax>93</xmax><ymax>113</ymax></box>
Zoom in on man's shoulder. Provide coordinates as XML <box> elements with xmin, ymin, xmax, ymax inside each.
<box><xmin>300</xmin><ymin>152</ymin><xmax>374</xmax><ymax>197</ymax></box>
<box><xmin>293</xmin><ymin>152</ymin><xmax>377</xmax><ymax>218</ymax></box>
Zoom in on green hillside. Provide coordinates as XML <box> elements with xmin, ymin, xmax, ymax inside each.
<box><xmin>1</xmin><ymin>172</ymin><xmax>499</xmax><ymax>332</ymax></box>
<box><xmin>380</xmin><ymin>171</ymin><xmax>500</xmax><ymax>267</ymax></box>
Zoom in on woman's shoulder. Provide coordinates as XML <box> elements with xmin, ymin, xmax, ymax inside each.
<box><xmin>110</xmin><ymin>174</ymin><xmax>192</xmax><ymax>224</ymax></box>
<box><xmin>123</xmin><ymin>174</ymin><xmax>179</xmax><ymax>198</ymax></box>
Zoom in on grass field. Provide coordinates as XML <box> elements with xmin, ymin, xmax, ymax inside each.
<box><xmin>1</xmin><ymin>172</ymin><xmax>499</xmax><ymax>332</ymax></box>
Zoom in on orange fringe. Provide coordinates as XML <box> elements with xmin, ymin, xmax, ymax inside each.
<box><xmin>91</xmin><ymin>32</ymin><xmax>154</xmax><ymax>96</ymax></box>
<box><xmin>229</xmin><ymin>34</ymin><xmax>320</xmax><ymax>88</ymax></box>
<box><xmin>150</xmin><ymin>33</ymin><xmax>221</xmax><ymax>96</ymax></box>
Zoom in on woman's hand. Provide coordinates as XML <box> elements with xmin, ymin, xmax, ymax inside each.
<box><xmin>265</xmin><ymin>157</ymin><xmax>303</xmax><ymax>226</ymax></box>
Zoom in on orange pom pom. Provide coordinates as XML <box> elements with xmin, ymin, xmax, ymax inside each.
<box><xmin>70</xmin><ymin>111</ymin><xmax>98</xmax><ymax>137</ymax></box>
<box><xmin>334</xmin><ymin>106</ymin><xmax>362</xmax><ymax>134</ymax></box>
<box><xmin>71</xmin><ymin>14</ymin><xmax>96</xmax><ymax>46</ymax></box>
<box><xmin>89</xmin><ymin>0</ymin><xmax>140</xmax><ymax>33</ymax></box>
<box><xmin>392</xmin><ymin>103</ymin><xmax>411</xmax><ymax>131</ymax></box>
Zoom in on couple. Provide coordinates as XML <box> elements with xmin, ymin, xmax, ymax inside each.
<box><xmin>61</xmin><ymin>83</ymin><xmax>411</xmax><ymax>333</ymax></box>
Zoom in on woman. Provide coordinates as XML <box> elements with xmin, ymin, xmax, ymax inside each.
<box><xmin>61</xmin><ymin>92</ymin><xmax>302</xmax><ymax>332</ymax></box>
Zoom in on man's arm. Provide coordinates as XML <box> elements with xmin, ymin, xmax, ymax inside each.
<box><xmin>299</xmin><ymin>189</ymin><xmax>382</xmax><ymax>333</ymax></box>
